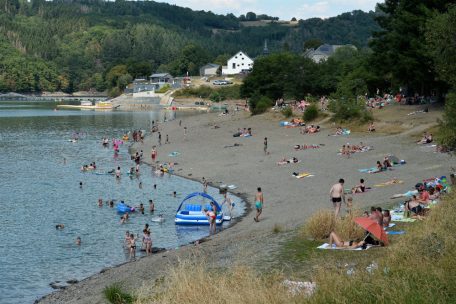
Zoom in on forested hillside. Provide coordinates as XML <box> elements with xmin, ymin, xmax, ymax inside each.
<box><xmin>0</xmin><ymin>0</ymin><xmax>379</xmax><ymax>94</ymax></box>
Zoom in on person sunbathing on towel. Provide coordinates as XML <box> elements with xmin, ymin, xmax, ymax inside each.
<box><xmin>328</xmin><ymin>231</ymin><xmax>365</xmax><ymax>249</ymax></box>
<box><xmin>369</xmin><ymin>161</ymin><xmax>384</xmax><ymax>173</ymax></box>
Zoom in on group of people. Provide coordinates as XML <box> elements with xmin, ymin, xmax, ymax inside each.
<box><xmin>131</xmin><ymin>130</ymin><xmax>145</xmax><ymax>143</ymax></box>
<box><xmin>300</xmin><ymin>124</ymin><xmax>321</xmax><ymax>134</ymax></box>
<box><xmin>81</xmin><ymin>162</ymin><xmax>96</xmax><ymax>171</ymax></box>
<box><xmin>233</xmin><ymin>127</ymin><xmax>252</xmax><ymax>137</ymax></box>
<box><xmin>340</xmin><ymin>142</ymin><xmax>372</xmax><ymax>158</ymax></box>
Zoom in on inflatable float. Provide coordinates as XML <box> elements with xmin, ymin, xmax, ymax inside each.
<box><xmin>175</xmin><ymin>192</ymin><xmax>224</xmax><ymax>225</ymax></box>
<box><xmin>117</xmin><ymin>202</ymin><xmax>135</xmax><ymax>213</ymax></box>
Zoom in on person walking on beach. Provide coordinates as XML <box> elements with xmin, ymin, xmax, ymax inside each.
<box><xmin>115</xmin><ymin>166</ymin><xmax>121</xmax><ymax>179</ymax></box>
<box><xmin>254</xmin><ymin>187</ymin><xmax>264</xmax><ymax>222</ymax></box>
<box><xmin>165</xmin><ymin>134</ymin><xmax>169</xmax><ymax>144</ymax></box>
<box><xmin>330</xmin><ymin>179</ymin><xmax>345</xmax><ymax>218</ymax></box>
<box><xmin>202</xmin><ymin>177</ymin><xmax>208</xmax><ymax>193</ymax></box>
<box><xmin>158</xmin><ymin>132</ymin><xmax>162</xmax><ymax>146</ymax></box>
<box><xmin>264</xmin><ymin>137</ymin><xmax>268</xmax><ymax>155</ymax></box>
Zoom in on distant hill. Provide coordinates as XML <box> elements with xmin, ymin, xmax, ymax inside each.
<box><xmin>0</xmin><ymin>0</ymin><xmax>379</xmax><ymax>93</ymax></box>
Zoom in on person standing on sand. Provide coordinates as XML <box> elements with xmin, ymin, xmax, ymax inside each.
<box><xmin>254</xmin><ymin>187</ymin><xmax>264</xmax><ymax>222</ymax></box>
<box><xmin>158</xmin><ymin>132</ymin><xmax>162</xmax><ymax>146</ymax></box>
<box><xmin>166</xmin><ymin>134</ymin><xmax>169</xmax><ymax>144</ymax></box>
<box><xmin>330</xmin><ymin>179</ymin><xmax>345</xmax><ymax>218</ymax></box>
<box><xmin>202</xmin><ymin>177</ymin><xmax>208</xmax><ymax>193</ymax></box>
<box><xmin>264</xmin><ymin>137</ymin><xmax>268</xmax><ymax>155</ymax></box>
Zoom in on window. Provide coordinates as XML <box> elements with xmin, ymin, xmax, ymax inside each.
<box><xmin>232</xmin><ymin>63</ymin><xmax>236</xmax><ymax>69</ymax></box>
<box><xmin>242</xmin><ymin>63</ymin><xmax>244</xmax><ymax>66</ymax></box>
<box><xmin>235</xmin><ymin>56</ymin><xmax>238</xmax><ymax>59</ymax></box>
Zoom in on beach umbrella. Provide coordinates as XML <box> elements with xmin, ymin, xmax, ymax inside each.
<box><xmin>354</xmin><ymin>217</ymin><xmax>389</xmax><ymax>245</ymax></box>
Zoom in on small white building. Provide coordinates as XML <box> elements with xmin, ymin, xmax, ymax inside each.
<box><xmin>200</xmin><ymin>63</ymin><xmax>220</xmax><ymax>76</ymax></box>
<box><xmin>222</xmin><ymin>51</ymin><xmax>254</xmax><ymax>75</ymax></box>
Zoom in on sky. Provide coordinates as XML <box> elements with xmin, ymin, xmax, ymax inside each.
<box><xmin>159</xmin><ymin>0</ymin><xmax>380</xmax><ymax>20</ymax></box>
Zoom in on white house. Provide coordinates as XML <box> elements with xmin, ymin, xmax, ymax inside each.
<box><xmin>222</xmin><ymin>51</ymin><xmax>254</xmax><ymax>75</ymax></box>
<box><xmin>305</xmin><ymin>44</ymin><xmax>357</xmax><ymax>63</ymax></box>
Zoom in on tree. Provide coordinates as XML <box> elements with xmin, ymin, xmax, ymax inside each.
<box><xmin>291</xmin><ymin>17</ymin><xmax>297</xmax><ymax>22</ymax></box>
<box><xmin>303</xmin><ymin>39</ymin><xmax>323</xmax><ymax>51</ymax></box>
<box><xmin>369</xmin><ymin>0</ymin><xmax>449</xmax><ymax>95</ymax></box>
<box><xmin>426</xmin><ymin>5</ymin><xmax>456</xmax><ymax>149</ymax></box>
<box><xmin>246</xmin><ymin>12</ymin><xmax>256</xmax><ymax>21</ymax></box>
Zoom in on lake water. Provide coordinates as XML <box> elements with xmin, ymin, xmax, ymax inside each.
<box><xmin>0</xmin><ymin>102</ymin><xmax>244</xmax><ymax>304</ymax></box>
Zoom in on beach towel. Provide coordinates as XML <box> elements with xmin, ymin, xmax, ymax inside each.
<box><xmin>392</xmin><ymin>217</ymin><xmax>416</xmax><ymax>223</ymax></box>
<box><xmin>227</xmin><ymin>184</ymin><xmax>237</xmax><ymax>190</ymax></box>
<box><xmin>277</xmin><ymin>160</ymin><xmax>301</xmax><ymax>165</ymax></box>
<box><xmin>317</xmin><ymin>243</ymin><xmax>371</xmax><ymax>250</ymax></box>
<box><xmin>168</xmin><ymin>151</ymin><xmax>180</xmax><ymax>157</ymax></box>
<box><xmin>292</xmin><ymin>172</ymin><xmax>313</xmax><ymax>179</ymax></box>
<box><xmin>384</xmin><ymin>223</ymin><xmax>396</xmax><ymax>229</ymax></box>
<box><xmin>386</xmin><ymin>231</ymin><xmax>406</xmax><ymax>235</ymax></box>
<box><xmin>374</xmin><ymin>180</ymin><xmax>404</xmax><ymax>187</ymax></box>
<box><xmin>358</xmin><ymin>167</ymin><xmax>378</xmax><ymax>173</ymax></box>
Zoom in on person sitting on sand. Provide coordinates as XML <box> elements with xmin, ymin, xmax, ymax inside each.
<box><xmin>429</xmin><ymin>187</ymin><xmax>441</xmax><ymax>200</ymax></box>
<box><xmin>383</xmin><ymin>210</ymin><xmax>391</xmax><ymax>227</ymax></box>
<box><xmin>405</xmin><ymin>195</ymin><xmax>424</xmax><ymax>219</ymax></box>
<box><xmin>328</xmin><ymin>231</ymin><xmax>365</xmax><ymax>249</ymax></box>
<box><xmin>368</xmin><ymin>122</ymin><xmax>376</xmax><ymax>132</ymax></box>
<box><xmin>417</xmin><ymin>132</ymin><xmax>430</xmax><ymax>144</ymax></box>
<box><xmin>352</xmin><ymin>179</ymin><xmax>366</xmax><ymax>194</ymax></box>
<box><xmin>335</xmin><ymin>127</ymin><xmax>343</xmax><ymax>135</ymax></box>
<box><xmin>368</xmin><ymin>207</ymin><xmax>382</xmax><ymax>226</ymax></box>
<box><xmin>417</xmin><ymin>187</ymin><xmax>431</xmax><ymax>206</ymax></box>
<box><xmin>383</xmin><ymin>156</ymin><xmax>392</xmax><ymax>168</ymax></box>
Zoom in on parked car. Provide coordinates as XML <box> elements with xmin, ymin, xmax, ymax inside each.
<box><xmin>213</xmin><ymin>80</ymin><xmax>227</xmax><ymax>85</ymax></box>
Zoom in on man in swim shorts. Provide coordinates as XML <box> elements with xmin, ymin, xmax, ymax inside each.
<box><xmin>330</xmin><ymin>179</ymin><xmax>345</xmax><ymax>218</ymax></box>
<box><xmin>254</xmin><ymin>187</ymin><xmax>264</xmax><ymax>222</ymax></box>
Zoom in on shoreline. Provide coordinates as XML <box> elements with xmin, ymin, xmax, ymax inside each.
<box><xmin>38</xmin><ymin>105</ymin><xmax>454</xmax><ymax>304</ymax></box>
<box><xmin>37</xmin><ymin>111</ymin><xmax>250</xmax><ymax>304</ymax></box>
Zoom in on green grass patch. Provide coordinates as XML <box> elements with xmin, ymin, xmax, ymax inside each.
<box><xmin>104</xmin><ymin>283</ymin><xmax>134</xmax><ymax>304</ymax></box>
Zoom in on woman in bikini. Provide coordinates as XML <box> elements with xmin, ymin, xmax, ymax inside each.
<box><xmin>129</xmin><ymin>234</ymin><xmax>136</xmax><ymax>259</ymax></box>
<box><xmin>329</xmin><ymin>231</ymin><xmax>365</xmax><ymax>249</ymax></box>
<box><xmin>352</xmin><ymin>179</ymin><xmax>366</xmax><ymax>194</ymax></box>
<box><xmin>203</xmin><ymin>208</ymin><xmax>216</xmax><ymax>234</ymax></box>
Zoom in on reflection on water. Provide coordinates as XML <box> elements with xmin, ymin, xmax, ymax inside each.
<box><xmin>0</xmin><ymin>103</ymin><xmax>244</xmax><ymax>304</ymax></box>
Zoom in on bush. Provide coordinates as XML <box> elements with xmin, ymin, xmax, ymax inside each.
<box><xmin>329</xmin><ymin>97</ymin><xmax>372</xmax><ymax>122</ymax></box>
<box><xmin>156</xmin><ymin>84</ymin><xmax>171</xmax><ymax>93</ymax></box>
<box><xmin>334</xmin><ymin>210</ymin><xmax>365</xmax><ymax>240</ymax></box>
<box><xmin>104</xmin><ymin>283</ymin><xmax>134</xmax><ymax>304</ymax></box>
<box><xmin>303</xmin><ymin>103</ymin><xmax>319</xmax><ymax>121</ymax></box>
<box><xmin>251</xmin><ymin>96</ymin><xmax>272</xmax><ymax>115</ymax></box>
<box><xmin>437</xmin><ymin>91</ymin><xmax>456</xmax><ymax>150</ymax></box>
<box><xmin>134</xmin><ymin>259</ymin><xmax>303</xmax><ymax>304</ymax></box>
<box><xmin>281</xmin><ymin>106</ymin><xmax>293</xmax><ymax>118</ymax></box>
<box><xmin>302</xmin><ymin>209</ymin><xmax>335</xmax><ymax>240</ymax></box>
<box><xmin>210</xmin><ymin>91</ymin><xmax>225</xmax><ymax>103</ymax></box>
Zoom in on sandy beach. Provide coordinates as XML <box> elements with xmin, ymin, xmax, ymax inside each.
<box><xmin>39</xmin><ymin>104</ymin><xmax>454</xmax><ymax>303</ymax></box>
